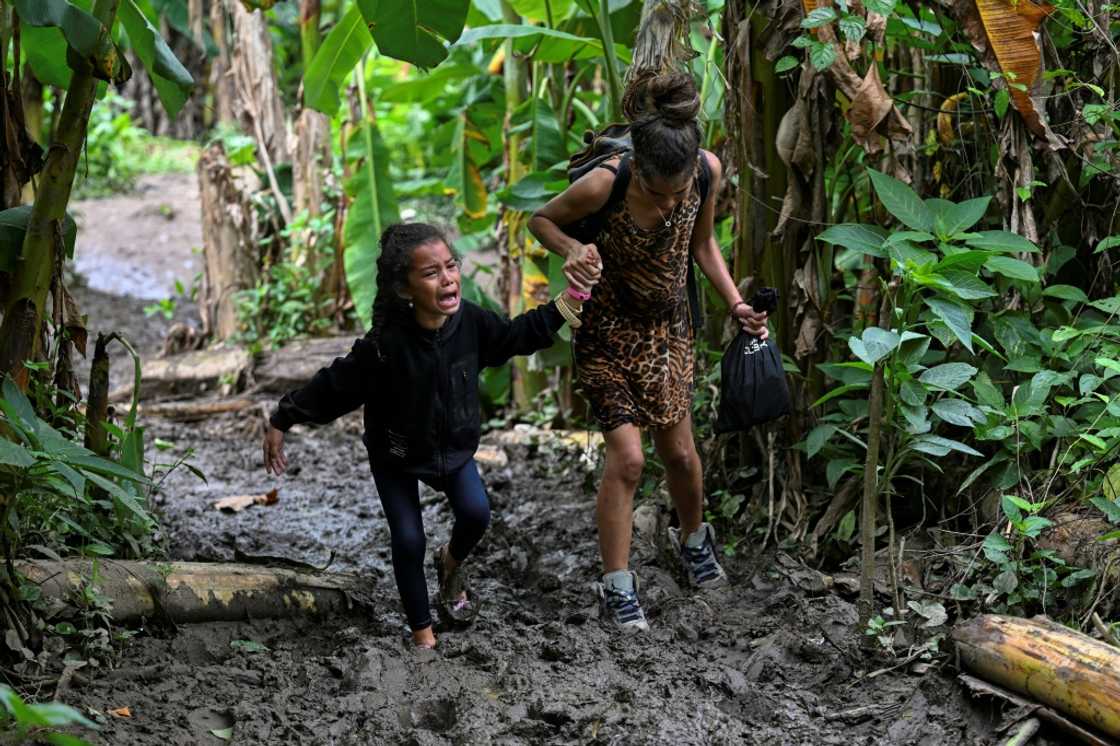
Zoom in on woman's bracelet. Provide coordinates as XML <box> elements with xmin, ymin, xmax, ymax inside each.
<box><xmin>566</xmin><ymin>287</ymin><xmax>591</xmax><ymax>302</ymax></box>
<box><xmin>729</xmin><ymin>300</ymin><xmax>748</xmax><ymax>316</ymax></box>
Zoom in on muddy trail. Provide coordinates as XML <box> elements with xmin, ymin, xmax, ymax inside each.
<box><xmin>54</xmin><ymin>173</ymin><xmax>1013</xmax><ymax>745</ymax></box>
<box><xmin>63</xmin><ymin>414</ymin><xmax>1000</xmax><ymax>745</ymax></box>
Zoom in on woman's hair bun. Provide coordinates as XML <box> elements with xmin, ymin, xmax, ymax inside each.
<box><xmin>638</xmin><ymin>73</ymin><xmax>700</xmax><ymax>126</ymax></box>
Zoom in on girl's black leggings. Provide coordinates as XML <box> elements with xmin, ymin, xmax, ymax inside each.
<box><xmin>371</xmin><ymin>459</ymin><xmax>491</xmax><ymax>631</ymax></box>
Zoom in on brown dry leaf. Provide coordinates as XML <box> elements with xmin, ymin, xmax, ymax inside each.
<box><xmin>61</xmin><ymin>285</ymin><xmax>88</xmax><ymax>358</ymax></box>
<box><xmin>109</xmin><ymin>706</ymin><xmax>132</xmax><ymax>718</ymax></box>
<box><xmin>848</xmin><ymin>64</ymin><xmax>894</xmax><ymax>151</ymax></box>
<box><xmin>214</xmin><ymin>488</ymin><xmax>279</xmax><ymax>512</ymax></box>
<box><xmin>974</xmin><ymin>0</ymin><xmax>1055</xmax><ymax>138</ymax></box>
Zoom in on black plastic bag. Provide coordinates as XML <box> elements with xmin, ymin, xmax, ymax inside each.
<box><xmin>715</xmin><ymin>289</ymin><xmax>791</xmax><ymax>433</ymax></box>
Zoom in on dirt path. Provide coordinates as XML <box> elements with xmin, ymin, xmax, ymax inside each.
<box><xmin>64</xmin><ymin>414</ymin><xmax>999</xmax><ymax>745</ymax></box>
<box><xmin>69</xmin><ymin>173</ymin><xmax>201</xmax><ymax>393</ymax></box>
<box><xmin>57</xmin><ymin>171</ymin><xmax>1013</xmax><ymax>745</ymax></box>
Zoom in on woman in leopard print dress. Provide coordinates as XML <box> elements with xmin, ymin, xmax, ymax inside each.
<box><xmin>529</xmin><ymin>74</ymin><xmax>769</xmax><ymax>631</ymax></box>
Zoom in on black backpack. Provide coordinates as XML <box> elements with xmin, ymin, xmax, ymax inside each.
<box><xmin>562</xmin><ymin>124</ymin><xmax>710</xmax><ymax>331</ymax></box>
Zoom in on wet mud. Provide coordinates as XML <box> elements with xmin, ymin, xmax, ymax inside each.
<box><xmin>53</xmin><ymin>411</ymin><xmax>1005</xmax><ymax>745</ymax></box>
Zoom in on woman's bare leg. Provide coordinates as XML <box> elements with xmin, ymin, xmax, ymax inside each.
<box><xmin>652</xmin><ymin>413</ymin><xmax>704</xmax><ymax>537</ymax></box>
<box><xmin>597</xmin><ymin>424</ymin><xmax>645</xmax><ymax>572</ymax></box>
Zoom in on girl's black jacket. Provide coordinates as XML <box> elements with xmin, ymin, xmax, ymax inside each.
<box><xmin>269</xmin><ymin>300</ymin><xmax>564</xmax><ymax>480</ymax></box>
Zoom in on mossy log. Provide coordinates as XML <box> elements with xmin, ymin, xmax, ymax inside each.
<box><xmin>17</xmin><ymin>560</ymin><xmax>371</xmax><ymax>625</ymax></box>
<box><xmin>953</xmin><ymin>614</ymin><xmax>1120</xmax><ymax>740</ymax></box>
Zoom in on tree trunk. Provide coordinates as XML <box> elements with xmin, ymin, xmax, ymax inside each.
<box><xmin>227</xmin><ymin>0</ymin><xmax>288</xmax><ymax>166</ymax></box>
<box><xmin>299</xmin><ymin>0</ymin><xmax>321</xmax><ymax>74</ymax></box>
<box><xmin>955</xmin><ymin>615</ymin><xmax>1120</xmax><ymax>741</ymax></box>
<box><xmin>198</xmin><ymin>142</ymin><xmax>258</xmax><ymax>340</ymax></box>
<box><xmin>0</xmin><ymin>0</ymin><xmax>122</xmax><ymax>387</ymax></box>
<box><xmin>857</xmin><ymin>361</ymin><xmax>883</xmax><ymax>632</ymax></box>
<box><xmin>84</xmin><ymin>333</ymin><xmax>112</xmax><ymax>456</ymax></box>
<box><xmin>500</xmin><ymin>0</ymin><xmax>541</xmax><ymax>410</ymax></box>
<box><xmin>294</xmin><ymin>0</ymin><xmax>329</xmax><ymax>230</ymax></box>
<box><xmin>293</xmin><ymin>108</ymin><xmax>330</xmax><ymax>221</ymax></box>
<box><xmin>17</xmin><ymin>559</ymin><xmax>372</xmax><ymax>625</ymax></box>
<box><xmin>209</xmin><ymin>0</ymin><xmax>237</xmax><ymax>126</ymax></box>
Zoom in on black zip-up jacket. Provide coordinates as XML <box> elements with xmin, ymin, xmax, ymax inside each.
<box><xmin>269</xmin><ymin>300</ymin><xmax>564</xmax><ymax>480</ymax></box>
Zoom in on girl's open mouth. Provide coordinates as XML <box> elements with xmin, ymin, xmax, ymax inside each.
<box><xmin>437</xmin><ymin>289</ymin><xmax>460</xmax><ymax>311</ymax></box>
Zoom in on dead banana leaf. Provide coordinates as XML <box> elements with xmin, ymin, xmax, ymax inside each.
<box><xmin>797</xmin><ymin>0</ymin><xmax>911</xmax><ymax>150</ymax></box>
<box><xmin>61</xmin><ymin>284</ymin><xmax>87</xmax><ymax>358</ymax></box>
<box><xmin>974</xmin><ymin>0</ymin><xmax>1055</xmax><ymax>139</ymax></box>
<box><xmin>214</xmin><ymin>488</ymin><xmax>279</xmax><ymax>513</ymax></box>
<box><xmin>849</xmin><ymin>64</ymin><xmax>895</xmax><ymax>152</ymax></box>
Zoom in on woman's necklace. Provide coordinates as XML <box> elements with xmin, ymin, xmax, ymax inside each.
<box><xmin>653</xmin><ymin>202</ymin><xmax>674</xmax><ymax>229</ymax></box>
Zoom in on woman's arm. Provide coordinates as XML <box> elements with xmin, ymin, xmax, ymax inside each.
<box><xmin>528</xmin><ymin>168</ymin><xmax>612</xmax><ymax>291</ymax></box>
<box><xmin>690</xmin><ymin>151</ymin><xmax>769</xmax><ymax>339</ymax></box>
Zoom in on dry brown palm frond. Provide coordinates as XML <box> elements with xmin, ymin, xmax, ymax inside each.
<box><xmin>949</xmin><ymin>0</ymin><xmax>1062</xmax><ymax>146</ymax></box>
<box><xmin>622</xmin><ymin>0</ymin><xmax>703</xmax><ymax>120</ymax></box>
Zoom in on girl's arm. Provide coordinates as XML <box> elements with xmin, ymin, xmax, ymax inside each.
<box><xmin>690</xmin><ymin>151</ymin><xmax>769</xmax><ymax>339</ymax></box>
<box><xmin>528</xmin><ymin>169</ymin><xmax>611</xmax><ymax>291</ymax></box>
<box><xmin>268</xmin><ymin>335</ymin><xmax>377</xmax><ymax>432</ymax></box>
<box><xmin>476</xmin><ymin>302</ymin><xmax>566</xmax><ymax>369</ymax></box>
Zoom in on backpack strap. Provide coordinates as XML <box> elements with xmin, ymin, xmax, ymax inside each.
<box><xmin>606</xmin><ymin>154</ymin><xmax>631</xmax><ymax>211</ymax></box>
<box><xmin>585</xmin><ymin>154</ymin><xmax>631</xmax><ymax>240</ymax></box>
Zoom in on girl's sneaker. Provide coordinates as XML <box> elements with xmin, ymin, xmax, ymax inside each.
<box><xmin>432</xmin><ymin>544</ymin><xmax>479</xmax><ymax>625</ymax></box>
<box><xmin>668</xmin><ymin>522</ymin><xmax>729</xmax><ymax>589</ymax></box>
<box><xmin>594</xmin><ymin>570</ymin><xmax>650</xmax><ymax>632</ymax></box>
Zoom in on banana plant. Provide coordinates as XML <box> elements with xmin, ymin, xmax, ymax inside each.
<box><xmin>0</xmin><ymin>0</ymin><xmax>193</xmax><ymax>386</ymax></box>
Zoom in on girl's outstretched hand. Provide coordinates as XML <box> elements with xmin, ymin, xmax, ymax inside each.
<box><xmin>263</xmin><ymin>425</ymin><xmax>288</xmax><ymax>475</ymax></box>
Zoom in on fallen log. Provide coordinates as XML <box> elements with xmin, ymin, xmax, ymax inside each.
<box><xmin>252</xmin><ymin>336</ymin><xmax>352</xmax><ymax>393</ymax></box>
<box><xmin>108</xmin><ymin>347</ymin><xmax>252</xmax><ymax>402</ymax></box>
<box><xmin>953</xmin><ymin>614</ymin><xmax>1120</xmax><ymax>740</ymax></box>
<box><xmin>17</xmin><ymin>560</ymin><xmax>371</xmax><ymax>625</ymax></box>
<box><xmin>136</xmin><ymin>397</ymin><xmax>257</xmax><ymax>421</ymax></box>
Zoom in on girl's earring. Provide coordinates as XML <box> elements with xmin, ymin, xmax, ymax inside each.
<box><xmin>407</xmin><ymin>299</ymin><xmax>414</xmax><ymax>308</ymax></box>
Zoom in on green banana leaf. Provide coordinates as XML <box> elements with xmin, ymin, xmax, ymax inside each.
<box><xmin>343</xmin><ymin>122</ymin><xmax>400</xmax><ymax>329</ymax></box>
<box><xmin>118</xmin><ymin>0</ymin><xmax>194</xmax><ymax>117</ymax></box>
<box><xmin>0</xmin><ymin>206</ymin><xmax>78</xmax><ymax>274</ymax></box>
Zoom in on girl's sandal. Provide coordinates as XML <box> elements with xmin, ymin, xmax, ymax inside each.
<box><xmin>432</xmin><ymin>544</ymin><xmax>479</xmax><ymax>625</ymax></box>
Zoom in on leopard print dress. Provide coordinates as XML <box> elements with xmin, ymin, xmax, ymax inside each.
<box><xmin>573</xmin><ymin>161</ymin><xmax>703</xmax><ymax>432</ymax></box>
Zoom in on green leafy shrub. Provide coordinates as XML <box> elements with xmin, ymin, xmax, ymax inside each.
<box><xmin>0</xmin><ymin>685</ymin><xmax>96</xmax><ymax>746</ymax></box>
<box><xmin>810</xmin><ymin>170</ymin><xmax>1120</xmax><ymax>615</ymax></box>
<box><xmin>235</xmin><ymin>208</ymin><xmax>341</xmax><ymax>351</ymax></box>
<box><xmin>0</xmin><ymin>377</ymin><xmax>158</xmax><ymax>560</ymax></box>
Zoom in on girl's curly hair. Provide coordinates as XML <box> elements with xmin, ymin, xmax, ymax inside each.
<box><xmin>368</xmin><ymin>223</ymin><xmax>454</xmax><ymax>358</ymax></box>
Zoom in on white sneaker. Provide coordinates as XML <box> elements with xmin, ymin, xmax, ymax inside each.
<box><xmin>593</xmin><ymin>571</ymin><xmax>650</xmax><ymax>632</ymax></box>
<box><xmin>668</xmin><ymin>523</ymin><xmax>729</xmax><ymax>588</ymax></box>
